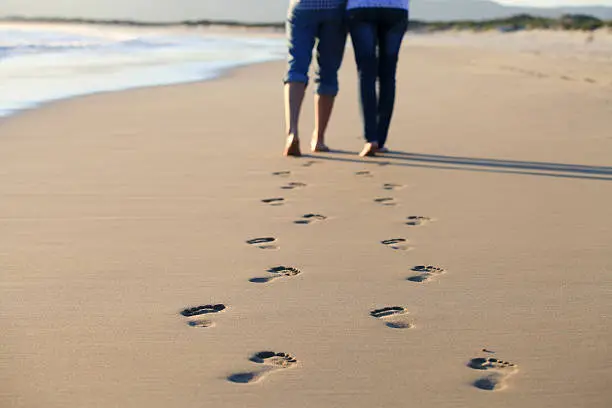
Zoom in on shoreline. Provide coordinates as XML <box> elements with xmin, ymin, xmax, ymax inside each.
<box><xmin>0</xmin><ymin>24</ymin><xmax>286</xmax><ymax>121</ymax></box>
<box><xmin>2</xmin><ymin>24</ymin><xmax>610</xmax><ymax>122</ymax></box>
<box><xmin>0</xmin><ymin>59</ymin><xmax>283</xmax><ymax>123</ymax></box>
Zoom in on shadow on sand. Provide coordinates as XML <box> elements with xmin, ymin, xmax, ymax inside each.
<box><xmin>305</xmin><ymin>150</ymin><xmax>612</xmax><ymax>181</ymax></box>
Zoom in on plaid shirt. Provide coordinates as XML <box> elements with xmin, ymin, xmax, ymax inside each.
<box><xmin>290</xmin><ymin>0</ymin><xmax>346</xmax><ymax>10</ymax></box>
<box><xmin>347</xmin><ymin>0</ymin><xmax>408</xmax><ymax>9</ymax></box>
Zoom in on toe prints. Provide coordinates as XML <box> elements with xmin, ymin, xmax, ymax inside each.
<box><xmin>181</xmin><ymin>304</ymin><xmax>226</xmax><ymax>317</ymax></box>
<box><xmin>302</xmin><ymin>160</ymin><xmax>319</xmax><ymax>167</ymax></box>
<box><xmin>250</xmin><ymin>351</ymin><xmax>298</xmax><ymax>367</ymax></box>
<box><xmin>272</xmin><ymin>171</ymin><xmax>291</xmax><ymax>178</ymax></box>
<box><xmin>383</xmin><ymin>183</ymin><xmax>405</xmax><ymax>190</ymax></box>
<box><xmin>261</xmin><ymin>197</ymin><xmax>285</xmax><ymax>206</ymax></box>
<box><xmin>281</xmin><ymin>182</ymin><xmax>307</xmax><ymax>190</ymax></box>
<box><xmin>407</xmin><ymin>265</ymin><xmax>446</xmax><ymax>283</ymax></box>
<box><xmin>294</xmin><ymin>213</ymin><xmax>327</xmax><ymax>225</ymax></box>
<box><xmin>381</xmin><ymin>238</ymin><xmax>411</xmax><ymax>251</ymax></box>
<box><xmin>370</xmin><ymin>306</ymin><xmax>413</xmax><ymax>329</ymax></box>
<box><xmin>356</xmin><ymin>170</ymin><xmax>373</xmax><ymax>177</ymax></box>
<box><xmin>180</xmin><ymin>304</ymin><xmax>226</xmax><ymax>328</ymax></box>
<box><xmin>246</xmin><ymin>237</ymin><xmax>278</xmax><ymax>250</ymax></box>
<box><xmin>406</xmin><ymin>216</ymin><xmax>434</xmax><ymax>226</ymax></box>
<box><xmin>467</xmin><ymin>357</ymin><xmax>518</xmax><ymax>391</ymax></box>
<box><xmin>250</xmin><ymin>266</ymin><xmax>302</xmax><ymax>283</ymax></box>
<box><xmin>374</xmin><ymin>197</ymin><xmax>397</xmax><ymax>206</ymax></box>
<box><xmin>370</xmin><ymin>306</ymin><xmax>407</xmax><ymax>318</ymax></box>
<box><xmin>228</xmin><ymin>351</ymin><xmax>298</xmax><ymax>384</ymax></box>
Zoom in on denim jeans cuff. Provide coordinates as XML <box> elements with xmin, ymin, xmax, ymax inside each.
<box><xmin>284</xmin><ymin>73</ymin><xmax>309</xmax><ymax>85</ymax></box>
<box><xmin>315</xmin><ymin>83</ymin><xmax>339</xmax><ymax>96</ymax></box>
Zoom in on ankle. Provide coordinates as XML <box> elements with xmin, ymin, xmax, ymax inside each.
<box><xmin>311</xmin><ymin>132</ymin><xmax>324</xmax><ymax>142</ymax></box>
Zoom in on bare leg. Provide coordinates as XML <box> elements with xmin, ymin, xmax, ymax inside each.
<box><xmin>284</xmin><ymin>82</ymin><xmax>306</xmax><ymax>157</ymax></box>
<box><xmin>311</xmin><ymin>94</ymin><xmax>335</xmax><ymax>152</ymax></box>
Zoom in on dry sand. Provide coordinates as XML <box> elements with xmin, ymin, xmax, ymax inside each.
<box><xmin>1</xmin><ymin>32</ymin><xmax>611</xmax><ymax>408</ymax></box>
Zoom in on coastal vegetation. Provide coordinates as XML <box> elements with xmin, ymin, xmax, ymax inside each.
<box><xmin>2</xmin><ymin>14</ymin><xmax>611</xmax><ymax>32</ymax></box>
<box><xmin>409</xmin><ymin>14</ymin><xmax>610</xmax><ymax>32</ymax></box>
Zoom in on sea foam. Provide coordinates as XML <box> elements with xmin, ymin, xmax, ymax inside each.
<box><xmin>0</xmin><ymin>23</ymin><xmax>285</xmax><ymax>117</ymax></box>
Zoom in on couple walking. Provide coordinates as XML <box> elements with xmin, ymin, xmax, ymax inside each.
<box><xmin>283</xmin><ymin>0</ymin><xmax>409</xmax><ymax>157</ymax></box>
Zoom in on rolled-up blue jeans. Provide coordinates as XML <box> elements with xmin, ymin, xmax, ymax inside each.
<box><xmin>348</xmin><ymin>8</ymin><xmax>408</xmax><ymax>147</ymax></box>
<box><xmin>285</xmin><ymin>6</ymin><xmax>348</xmax><ymax>96</ymax></box>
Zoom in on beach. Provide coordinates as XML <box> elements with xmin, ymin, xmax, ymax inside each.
<box><xmin>1</xmin><ymin>29</ymin><xmax>611</xmax><ymax>408</ymax></box>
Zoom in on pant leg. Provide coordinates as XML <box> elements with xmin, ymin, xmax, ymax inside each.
<box><xmin>376</xmin><ymin>9</ymin><xmax>408</xmax><ymax>148</ymax></box>
<box><xmin>314</xmin><ymin>9</ymin><xmax>348</xmax><ymax>96</ymax></box>
<box><xmin>348</xmin><ymin>9</ymin><xmax>379</xmax><ymax>143</ymax></box>
<box><xmin>284</xmin><ymin>7</ymin><xmax>318</xmax><ymax>86</ymax></box>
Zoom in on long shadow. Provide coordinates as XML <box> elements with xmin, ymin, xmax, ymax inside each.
<box><xmin>305</xmin><ymin>150</ymin><xmax>612</xmax><ymax>181</ymax></box>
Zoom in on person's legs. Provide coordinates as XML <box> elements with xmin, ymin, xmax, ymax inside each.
<box><xmin>312</xmin><ymin>9</ymin><xmax>347</xmax><ymax>152</ymax></box>
<box><xmin>348</xmin><ymin>8</ymin><xmax>380</xmax><ymax>156</ymax></box>
<box><xmin>284</xmin><ymin>83</ymin><xmax>307</xmax><ymax>156</ymax></box>
<box><xmin>283</xmin><ymin>8</ymin><xmax>317</xmax><ymax>156</ymax></box>
<box><xmin>376</xmin><ymin>9</ymin><xmax>408</xmax><ymax>150</ymax></box>
<box><xmin>311</xmin><ymin>94</ymin><xmax>333</xmax><ymax>152</ymax></box>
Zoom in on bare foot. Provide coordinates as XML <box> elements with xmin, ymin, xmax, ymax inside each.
<box><xmin>359</xmin><ymin>142</ymin><xmax>378</xmax><ymax>157</ymax></box>
<box><xmin>310</xmin><ymin>133</ymin><xmax>330</xmax><ymax>152</ymax></box>
<box><xmin>283</xmin><ymin>135</ymin><xmax>301</xmax><ymax>157</ymax></box>
<box><xmin>311</xmin><ymin>142</ymin><xmax>330</xmax><ymax>153</ymax></box>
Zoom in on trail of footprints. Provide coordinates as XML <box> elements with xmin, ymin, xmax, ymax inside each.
<box><xmin>179</xmin><ymin>167</ymin><xmax>518</xmax><ymax>390</ymax></box>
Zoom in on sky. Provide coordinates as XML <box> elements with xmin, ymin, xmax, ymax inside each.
<box><xmin>1</xmin><ymin>1</ymin><xmax>611</xmax><ymax>22</ymax></box>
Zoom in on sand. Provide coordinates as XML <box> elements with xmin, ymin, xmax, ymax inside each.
<box><xmin>1</xmin><ymin>31</ymin><xmax>611</xmax><ymax>408</ymax></box>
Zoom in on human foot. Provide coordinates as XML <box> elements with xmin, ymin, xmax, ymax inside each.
<box><xmin>283</xmin><ymin>135</ymin><xmax>301</xmax><ymax>157</ymax></box>
<box><xmin>359</xmin><ymin>142</ymin><xmax>378</xmax><ymax>157</ymax></box>
<box><xmin>310</xmin><ymin>132</ymin><xmax>330</xmax><ymax>152</ymax></box>
<box><xmin>311</xmin><ymin>141</ymin><xmax>330</xmax><ymax>153</ymax></box>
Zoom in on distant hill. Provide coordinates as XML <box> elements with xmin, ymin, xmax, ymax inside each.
<box><xmin>410</xmin><ymin>0</ymin><xmax>612</xmax><ymax>21</ymax></box>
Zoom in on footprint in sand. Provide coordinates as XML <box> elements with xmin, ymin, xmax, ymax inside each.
<box><xmin>250</xmin><ymin>266</ymin><xmax>302</xmax><ymax>283</ymax></box>
<box><xmin>356</xmin><ymin>170</ymin><xmax>373</xmax><ymax>177</ymax></box>
<box><xmin>261</xmin><ymin>197</ymin><xmax>285</xmax><ymax>206</ymax></box>
<box><xmin>272</xmin><ymin>171</ymin><xmax>291</xmax><ymax>178</ymax></box>
<box><xmin>381</xmin><ymin>238</ymin><xmax>411</xmax><ymax>251</ymax></box>
<box><xmin>406</xmin><ymin>216</ymin><xmax>434</xmax><ymax>226</ymax></box>
<box><xmin>228</xmin><ymin>351</ymin><xmax>298</xmax><ymax>384</ymax></box>
<box><xmin>407</xmin><ymin>265</ymin><xmax>446</xmax><ymax>283</ymax></box>
<box><xmin>467</xmin><ymin>357</ymin><xmax>518</xmax><ymax>391</ymax></box>
<box><xmin>302</xmin><ymin>160</ymin><xmax>319</xmax><ymax>167</ymax></box>
<box><xmin>383</xmin><ymin>183</ymin><xmax>405</xmax><ymax>190</ymax></box>
<box><xmin>281</xmin><ymin>182</ymin><xmax>307</xmax><ymax>190</ymax></box>
<box><xmin>180</xmin><ymin>304</ymin><xmax>226</xmax><ymax>328</ymax></box>
<box><xmin>374</xmin><ymin>197</ymin><xmax>397</xmax><ymax>206</ymax></box>
<box><xmin>294</xmin><ymin>213</ymin><xmax>327</xmax><ymax>225</ymax></box>
<box><xmin>370</xmin><ymin>306</ymin><xmax>413</xmax><ymax>329</ymax></box>
<box><xmin>246</xmin><ymin>237</ymin><xmax>278</xmax><ymax>250</ymax></box>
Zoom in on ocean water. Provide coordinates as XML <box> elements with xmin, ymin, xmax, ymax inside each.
<box><xmin>0</xmin><ymin>23</ymin><xmax>286</xmax><ymax>117</ymax></box>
